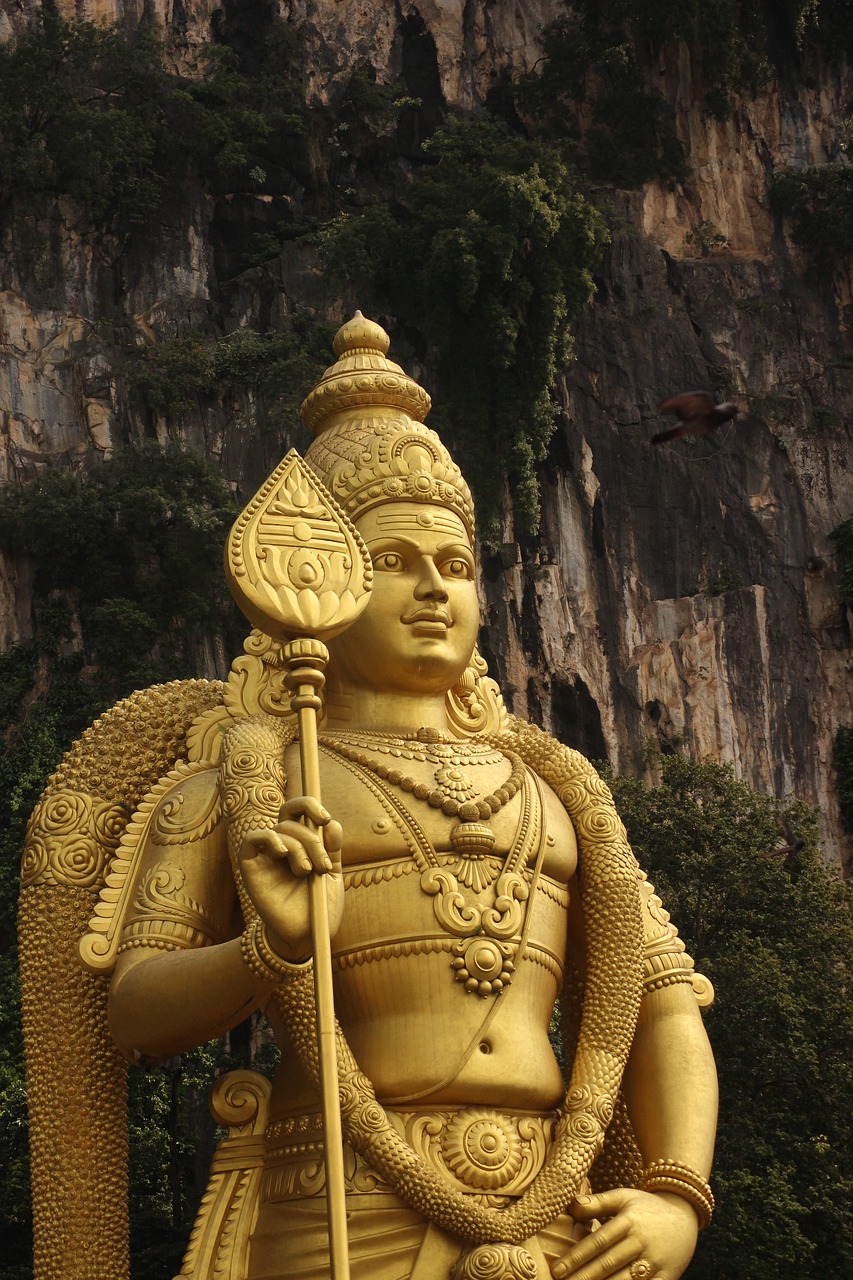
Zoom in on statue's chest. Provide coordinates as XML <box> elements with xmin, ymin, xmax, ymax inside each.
<box><xmin>284</xmin><ymin>741</ymin><xmax>577</xmax><ymax>883</ymax></box>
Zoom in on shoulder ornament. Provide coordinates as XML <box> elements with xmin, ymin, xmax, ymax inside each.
<box><xmin>637</xmin><ymin>875</ymin><xmax>714</xmax><ymax>1006</ymax></box>
<box><xmin>187</xmin><ymin>629</ymin><xmax>297</xmax><ymax>766</ymax></box>
<box><xmin>79</xmin><ymin>760</ymin><xmax>219</xmax><ymax>975</ymax></box>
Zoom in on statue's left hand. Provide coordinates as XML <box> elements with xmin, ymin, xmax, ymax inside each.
<box><xmin>551</xmin><ymin>1189</ymin><xmax>699</xmax><ymax>1280</ymax></box>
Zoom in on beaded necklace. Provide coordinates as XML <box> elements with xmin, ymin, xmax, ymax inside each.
<box><xmin>320</xmin><ymin>742</ymin><xmax>543</xmax><ymax>997</ymax></box>
<box><xmin>318</xmin><ymin>726</ymin><xmax>524</xmax><ymax>856</ymax></box>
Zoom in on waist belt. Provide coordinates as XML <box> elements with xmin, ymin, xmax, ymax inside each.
<box><xmin>262</xmin><ymin>1105</ymin><xmax>559</xmax><ymax>1203</ymax></box>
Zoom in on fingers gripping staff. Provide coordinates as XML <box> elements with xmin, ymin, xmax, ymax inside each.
<box><xmin>224</xmin><ymin>448</ymin><xmax>374</xmax><ymax>1280</ymax></box>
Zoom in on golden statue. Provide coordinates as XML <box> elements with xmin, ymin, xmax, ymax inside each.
<box><xmin>19</xmin><ymin>314</ymin><xmax>717</xmax><ymax>1280</ymax></box>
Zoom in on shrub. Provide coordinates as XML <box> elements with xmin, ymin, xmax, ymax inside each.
<box><xmin>772</xmin><ymin>164</ymin><xmax>853</xmax><ymax>277</ymax></box>
<box><xmin>608</xmin><ymin>755</ymin><xmax>853</xmax><ymax>1280</ymax></box>
<box><xmin>830</xmin><ymin>513</ymin><xmax>853</xmax><ymax>606</ymax></box>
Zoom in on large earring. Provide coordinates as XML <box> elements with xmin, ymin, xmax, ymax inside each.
<box><xmin>445</xmin><ymin>648</ymin><xmax>508</xmax><ymax>737</ymax></box>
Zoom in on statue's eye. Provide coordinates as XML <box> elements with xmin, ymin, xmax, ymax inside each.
<box><xmin>444</xmin><ymin>558</ymin><xmax>471</xmax><ymax>579</ymax></box>
<box><xmin>374</xmin><ymin>552</ymin><xmax>404</xmax><ymax>572</ymax></box>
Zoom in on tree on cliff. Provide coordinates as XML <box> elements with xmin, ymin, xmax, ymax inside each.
<box><xmin>608</xmin><ymin>755</ymin><xmax>853</xmax><ymax>1280</ymax></box>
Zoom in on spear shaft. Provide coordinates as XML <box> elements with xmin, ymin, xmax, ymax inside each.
<box><xmin>225</xmin><ymin>449</ymin><xmax>374</xmax><ymax>1280</ymax></box>
<box><xmin>283</xmin><ymin>639</ymin><xmax>350</xmax><ymax>1280</ymax></box>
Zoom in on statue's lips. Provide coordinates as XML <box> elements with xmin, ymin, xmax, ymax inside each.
<box><xmin>404</xmin><ymin>610</ymin><xmax>452</xmax><ymax>634</ymax></box>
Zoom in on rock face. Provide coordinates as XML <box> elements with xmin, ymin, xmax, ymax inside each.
<box><xmin>1</xmin><ymin>1</ymin><xmax>851</xmax><ymax>863</ymax></box>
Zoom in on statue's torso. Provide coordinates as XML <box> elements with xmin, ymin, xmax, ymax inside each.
<box><xmin>268</xmin><ymin>740</ymin><xmax>578</xmax><ymax>1118</ymax></box>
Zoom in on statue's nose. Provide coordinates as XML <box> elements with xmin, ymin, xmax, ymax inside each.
<box><xmin>413</xmin><ymin>555</ymin><xmax>448</xmax><ymax>601</ymax></box>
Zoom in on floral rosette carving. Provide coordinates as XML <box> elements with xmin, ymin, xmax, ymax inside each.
<box><xmin>338</xmin><ymin>1072</ymin><xmax>387</xmax><ymax>1135</ymax></box>
<box><xmin>92</xmin><ymin>804</ymin><xmax>127</xmax><ymax>847</ymax></box>
<box><xmin>55</xmin><ymin>839</ymin><xmax>105</xmax><ymax>888</ymax></box>
<box><xmin>22</xmin><ymin>791</ymin><xmax>127</xmax><ymax>890</ymax></box>
<box><xmin>20</xmin><ymin>835</ymin><xmax>49</xmax><ymax>886</ymax></box>
<box><xmin>451</xmin><ymin>1244</ymin><xmax>538</xmax><ymax>1280</ymax></box>
<box><xmin>38</xmin><ymin>792</ymin><xmax>91</xmax><ymax>837</ymax></box>
<box><xmin>442</xmin><ymin>1110</ymin><xmax>524</xmax><ymax>1191</ymax></box>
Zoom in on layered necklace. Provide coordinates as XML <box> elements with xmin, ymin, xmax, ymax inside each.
<box><xmin>317</xmin><ymin>726</ymin><xmax>525</xmax><ymax>856</ymax></box>
<box><xmin>318</xmin><ymin>727</ymin><xmax>543</xmax><ymax>997</ymax></box>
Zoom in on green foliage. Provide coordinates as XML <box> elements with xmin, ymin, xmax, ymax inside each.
<box><xmin>0</xmin><ymin>10</ymin><xmax>309</xmax><ymax>234</ymax></box>
<box><xmin>771</xmin><ymin>164</ymin><xmax>853</xmax><ymax>276</ymax></box>
<box><xmin>169</xmin><ymin>20</ymin><xmax>309</xmax><ymax>198</ymax></box>
<box><xmin>608</xmin><ymin>755</ymin><xmax>853</xmax><ymax>1280</ymax></box>
<box><xmin>125</xmin><ymin>336</ymin><xmax>216</xmax><ymax>417</ymax></box>
<box><xmin>686</xmin><ymin>219</ymin><xmax>730</xmax><ymax>255</ymax></box>
<box><xmin>830</xmin><ymin>513</ymin><xmax>853</xmax><ymax>605</ymax></box>
<box><xmin>126</xmin><ymin>312</ymin><xmax>337</xmax><ymax>434</ymax></box>
<box><xmin>317</xmin><ymin>117</ymin><xmax>608</xmax><ymax>536</ymax></box>
<box><xmin>520</xmin><ymin>0</ymin><xmax>844</xmax><ymax>182</ymax></box>
<box><xmin>835</xmin><ymin>726</ymin><xmax>853</xmax><ymax>836</ymax></box>
<box><xmin>520</xmin><ymin>3</ymin><xmax>687</xmax><ymax>184</ymax></box>
<box><xmin>703</xmin><ymin>568</ymin><xmax>743</xmax><ymax>596</ymax></box>
<box><xmin>0</xmin><ymin>954</ymin><xmax>29</xmax><ymax>1280</ymax></box>
<box><xmin>0</xmin><ymin>12</ymin><xmax>174</xmax><ymax>226</ymax></box>
<box><xmin>339</xmin><ymin>68</ymin><xmax>421</xmax><ymax>126</ymax></box>
<box><xmin>0</xmin><ymin>444</ymin><xmax>242</xmax><ymax>694</ymax></box>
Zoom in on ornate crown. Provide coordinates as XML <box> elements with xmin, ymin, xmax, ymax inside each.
<box><xmin>302</xmin><ymin>313</ymin><xmax>475</xmax><ymax>541</ymax></box>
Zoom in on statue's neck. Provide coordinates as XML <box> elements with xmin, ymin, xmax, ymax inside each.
<box><xmin>323</xmin><ymin>686</ymin><xmax>450</xmax><ymax>736</ymax></box>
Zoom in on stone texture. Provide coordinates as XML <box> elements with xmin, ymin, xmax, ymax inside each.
<box><xmin>0</xmin><ymin>1</ymin><xmax>851</xmax><ymax>862</ymax></box>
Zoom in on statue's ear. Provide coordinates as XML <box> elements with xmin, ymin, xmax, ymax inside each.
<box><xmin>445</xmin><ymin>646</ymin><xmax>509</xmax><ymax>737</ymax></box>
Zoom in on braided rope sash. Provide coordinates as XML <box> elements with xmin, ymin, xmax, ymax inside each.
<box><xmin>220</xmin><ymin>714</ymin><xmax>644</xmax><ymax>1245</ymax></box>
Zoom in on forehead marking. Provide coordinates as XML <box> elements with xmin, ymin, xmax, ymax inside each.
<box><xmin>376</xmin><ymin>509</ymin><xmax>464</xmax><ymax>535</ymax></box>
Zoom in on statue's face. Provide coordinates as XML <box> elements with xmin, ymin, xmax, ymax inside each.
<box><xmin>327</xmin><ymin>501</ymin><xmax>479</xmax><ymax>697</ymax></box>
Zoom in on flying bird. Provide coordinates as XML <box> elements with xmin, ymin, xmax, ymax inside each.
<box><xmin>766</xmin><ymin>815</ymin><xmax>806</xmax><ymax>861</ymax></box>
<box><xmin>652</xmin><ymin>392</ymin><xmax>743</xmax><ymax>444</ymax></box>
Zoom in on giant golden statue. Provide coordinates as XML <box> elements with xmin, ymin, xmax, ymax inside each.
<box><xmin>19</xmin><ymin>315</ymin><xmax>717</xmax><ymax>1280</ymax></box>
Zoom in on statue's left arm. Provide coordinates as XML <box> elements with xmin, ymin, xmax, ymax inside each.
<box><xmin>556</xmin><ymin>881</ymin><xmax>717</xmax><ymax>1280</ymax></box>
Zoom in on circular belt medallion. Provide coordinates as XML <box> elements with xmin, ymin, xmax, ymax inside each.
<box><xmin>451</xmin><ymin>1244</ymin><xmax>537</xmax><ymax>1280</ymax></box>
<box><xmin>441</xmin><ymin>1108</ymin><xmax>524</xmax><ymax>1191</ymax></box>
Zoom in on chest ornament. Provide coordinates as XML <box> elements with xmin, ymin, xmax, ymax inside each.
<box><xmin>318</xmin><ymin>727</ymin><xmax>525</xmax><ymax>857</ymax></box>
<box><xmin>319</xmin><ymin>733</ymin><xmax>545</xmax><ymax>996</ymax></box>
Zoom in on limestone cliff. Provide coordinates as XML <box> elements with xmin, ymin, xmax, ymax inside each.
<box><xmin>0</xmin><ymin>0</ymin><xmax>851</xmax><ymax>863</ymax></box>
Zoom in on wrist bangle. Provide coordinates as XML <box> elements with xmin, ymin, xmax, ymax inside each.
<box><xmin>641</xmin><ymin>1159</ymin><xmax>715</xmax><ymax>1231</ymax></box>
<box><xmin>240</xmin><ymin>918</ymin><xmax>312</xmax><ymax>983</ymax></box>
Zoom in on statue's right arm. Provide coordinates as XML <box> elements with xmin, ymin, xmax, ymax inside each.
<box><xmin>109</xmin><ymin>936</ymin><xmax>270</xmax><ymax>1063</ymax></box>
<box><xmin>106</xmin><ymin>771</ymin><xmax>265</xmax><ymax>1062</ymax></box>
<box><xmin>107</xmin><ymin>781</ymin><xmax>343</xmax><ymax>1063</ymax></box>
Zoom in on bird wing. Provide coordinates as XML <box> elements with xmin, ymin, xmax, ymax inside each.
<box><xmin>657</xmin><ymin>391</ymin><xmax>714</xmax><ymax>420</ymax></box>
<box><xmin>651</xmin><ymin>425</ymin><xmax>686</xmax><ymax>444</ymax></box>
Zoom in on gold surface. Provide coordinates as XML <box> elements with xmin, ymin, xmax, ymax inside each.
<box><xmin>20</xmin><ymin>316</ymin><xmax>717</xmax><ymax>1280</ymax></box>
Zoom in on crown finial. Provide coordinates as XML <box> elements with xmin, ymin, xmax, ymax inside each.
<box><xmin>332</xmin><ymin>311</ymin><xmax>391</xmax><ymax>358</ymax></box>
<box><xmin>302</xmin><ymin>313</ymin><xmax>476</xmax><ymax>539</ymax></box>
<box><xmin>300</xmin><ymin>310</ymin><xmax>430</xmax><ymax>435</ymax></box>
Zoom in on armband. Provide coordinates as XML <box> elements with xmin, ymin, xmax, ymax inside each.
<box><xmin>641</xmin><ymin>1159</ymin><xmax>715</xmax><ymax>1230</ymax></box>
<box><xmin>240</xmin><ymin>918</ymin><xmax>312</xmax><ymax>983</ymax></box>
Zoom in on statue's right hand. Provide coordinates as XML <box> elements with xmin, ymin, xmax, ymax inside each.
<box><xmin>237</xmin><ymin>797</ymin><xmax>344</xmax><ymax>963</ymax></box>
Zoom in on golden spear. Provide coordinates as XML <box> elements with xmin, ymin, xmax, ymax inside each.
<box><xmin>224</xmin><ymin>448</ymin><xmax>374</xmax><ymax>1280</ymax></box>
